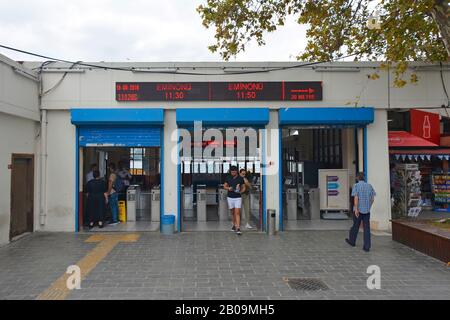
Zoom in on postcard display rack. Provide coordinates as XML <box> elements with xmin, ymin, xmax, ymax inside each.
<box><xmin>392</xmin><ymin>163</ymin><xmax>422</xmax><ymax>218</ymax></box>
<box><xmin>431</xmin><ymin>173</ymin><xmax>450</xmax><ymax>212</ymax></box>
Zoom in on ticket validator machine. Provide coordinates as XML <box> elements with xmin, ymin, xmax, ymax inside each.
<box><xmin>196</xmin><ymin>184</ymin><xmax>207</xmax><ymax>222</ymax></box>
<box><xmin>151</xmin><ymin>186</ymin><xmax>160</xmax><ymax>222</ymax></box>
<box><xmin>218</xmin><ymin>185</ymin><xmax>229</xmax><ymax>221</ymax></box>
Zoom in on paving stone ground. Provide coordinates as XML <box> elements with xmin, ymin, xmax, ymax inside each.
<box><xmin>0</xmin><ymin>231</ymin><xmax>449</xmax><ymax>300</ymax></box>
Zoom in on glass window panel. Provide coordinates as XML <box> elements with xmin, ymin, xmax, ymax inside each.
<box><xmin>193</xmin><ymin>162</ymin><xmax>199</xmax><ymax>174</ymax></box>
<box><xmin>215</xmin><ymin>162</ymin><xmax>222</xmax><ymax>173</ymax></box>
<box><xmin>255</xmin><ymin>161</ymin><xmax>261</xmax><ymax>173</ymax></box>
<box><xmin>207</xmin><ymin>162</ymin><xmax>214</xmax><ymax>173</ymax></box>
<box><xmin>184</xmin><ymin>161</ymin><xmax>191</xmax><ymax>174</ymax></box>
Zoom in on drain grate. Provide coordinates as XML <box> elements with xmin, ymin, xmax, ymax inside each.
<box><xmin>284</xmin><ymin>278</ymin><xmax>329</xmax><ymax>291</ymax></box>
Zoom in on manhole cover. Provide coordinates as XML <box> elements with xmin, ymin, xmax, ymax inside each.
<box><xmin>284</xmin><ymin>278</ymin><xmax>329</xmax><ymax>291</ymax></box>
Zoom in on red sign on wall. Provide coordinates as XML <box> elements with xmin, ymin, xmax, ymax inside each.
<box><xmin>410</xmin><ymin>109</ymin><xmax>440</xmax><ymax>145</ymax></box>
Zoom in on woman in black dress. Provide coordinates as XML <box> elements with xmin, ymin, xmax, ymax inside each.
<box><xmin>86</xmin><ymin>170</ymin><xmax>108</xmax><ymax>229</ymax></box>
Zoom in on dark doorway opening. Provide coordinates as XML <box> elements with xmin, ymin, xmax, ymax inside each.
<box><xmin>10</xmin><ymin>154</ymin><xmax>34</xmax><ymax>240</ymax></box>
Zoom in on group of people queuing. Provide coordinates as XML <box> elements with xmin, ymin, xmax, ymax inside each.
<box><xmin>85</xmin><ymin>161</ymin><xmax>132</xmax><ymax>229</ymax></box>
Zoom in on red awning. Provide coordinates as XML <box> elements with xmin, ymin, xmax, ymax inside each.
<box><xmin>388</xmin><ymin>131</ymin><xmax>439</xmax><ymax>147</ymax></box>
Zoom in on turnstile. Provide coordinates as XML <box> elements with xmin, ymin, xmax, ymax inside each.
<box><xmin>126</xmin><ymin>185</ymin><xmax>140</xmax><ymax>222</ymax></box>
<box><xmin>250</xmin><ymin>188</ymin><xmax>260</xmax><ymax>211</ymax></box>
<box><xmin>196</xmin><ymin>185</ymin><xmax>207</xmax><ymax>222</ymax></box>
<box><xmin>151</xmin><ymin>186</ymin><xmax>160</xmax><ymax>222</ymax></box>
<box><xmin>218</xmin><ymin>187</ymin><xmax>229</xmax><ymax>221</ymax></box>
<box><xmin>287</xmin><ymin>188</ymin><xmax>298</xmax><ymax>220</ymax></box>
<box><xmin>309</xmin><ymin>188</ymin><xmax>321</xmax><ymax>220</ymax></box>
<box><xmin>183</xmin><ymin>185</ymin><xmax>194</xmax><ymax>218</ymax></box>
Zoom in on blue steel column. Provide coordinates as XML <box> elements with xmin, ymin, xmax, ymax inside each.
<box><xmin>75</xmin><ymin>126</ymin><xmax>79</xmax><ymax>232</ymax></box>
<box><xmin>278</xmin><ymin>127</ymin><xmax>283</xmax><ymax>231</ymax></box>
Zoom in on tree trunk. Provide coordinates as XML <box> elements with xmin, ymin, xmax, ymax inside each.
<box><xmin>430</xmin><ymin>0</ymin><xmax>450</xmax><ymax>58</ymax></box>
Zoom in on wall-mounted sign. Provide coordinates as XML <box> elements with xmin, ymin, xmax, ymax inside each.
<box><xmin>115</xmin><ymin>81</ymin><xmax>323</xmax><ymax>102</ymax></box>
<box><xmin>410</xmin><ymin>109</ymin><xmax>440</xmax><ymax>145</ymax></box>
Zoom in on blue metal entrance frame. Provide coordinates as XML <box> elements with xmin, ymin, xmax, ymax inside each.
<box><xmin>72</xmin><ymin>108</ymin><xmax>164</xmax><ymax>232</ymax></box>
<box><xmin>279</xmin><ymin>107</ymin><xmax>374</xmax><ymax>126</ymax></box>
<box><xmin>176</xmin><ymin>107</ymin><xmax>270</xmax><ymax>232</ymax></box>
<box><xmin>71</xmin><ymin>108</ymin><xmax>164</xmax><ymax>125</ymax></box>
<box><xmin>277</xmin><ymin>107</ymin><xmax>374</xmax><ymax>230</ymax></box>
<box><xmin>176</xmin><ymin>108</ymin><xmax>270</xmax><ymax>127</ymax></box>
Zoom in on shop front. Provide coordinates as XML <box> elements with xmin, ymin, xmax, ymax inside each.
<box><xmin>278</xmin><ymin>107</ymin><xmax>374</xmax><ymax>230</ymax></box>
<box><xmin>388</xmin><ymin>109</ymin><xmax>450</xmax><ymax>219</ymax></box>
<box><xmin>71</xmin><ymin>108</ymin><xmax>164</xmax><ymax>232</ymax></box>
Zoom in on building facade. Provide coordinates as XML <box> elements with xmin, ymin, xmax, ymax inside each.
<box><xmin>1</xmin><ymin>55</ymin><xmax>449</xmax><ymax>245</ymax></box>
<box><xmin>0</xmin><ymin>55</ymin><xmax>39</xmax><ymax>245</ymax></box>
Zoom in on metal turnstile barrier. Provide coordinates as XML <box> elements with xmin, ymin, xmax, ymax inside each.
<box><xmin>197</xmin><ymin>185</ymin><xmax>207</xmax><ymax>222</ymax></box>
<box><xmin>287</xmin><ymin>188</ymin><xmax>298</xmax><ymax>220</ymax></box>
<box><xmin>126</xmin><ymin>185</ymin><xmax>140</xmax><ymax>222</ymax></box>
<box><xmin>218</xmin><ymin>187</ymin><xmax>229</xmax><ymax>221</ymax></box>
<box><xmin>249</xmin><ymin>188</ymin><xmax>261</xmax><ymax>221</ymax></box>
<box><xmin>138</xmin><ymin>189</ymin><xmax>152</xmax><ymax>221</ymax></box>
<box><xmin>183</xmin><ymin>185</ymin><xmax>194</xmax><ymax>219</ymax></box>
<box><xmin>151</xmin><ymin>187</ymin><xmax>161</xmax><ymax>222</ymax></box>
<box><xmin>309</xmin><ymin>188</ymin><xmax>321</xmax><ymax>220</ymax></box>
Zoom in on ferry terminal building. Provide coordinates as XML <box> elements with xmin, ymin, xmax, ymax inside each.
<box><xmin>1</xmin><ymin>54</ymin><xmax>449</xmax><ymax>244</ymax></box>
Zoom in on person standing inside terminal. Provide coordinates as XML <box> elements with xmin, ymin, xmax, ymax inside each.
<box><xmin>117</xmin><ymin>160</ymin><xmax>132</xmax><ymax>200</ymax></box>
<box><xmin>85</xmin><ymin>163</ymin><xmax>98</xmax><ymax>184</ymax></box>
<box><xmin>86</xmin><ymin>170</ymin><xmax>108</xmax><ymax>229</ymax></box>
<box><xmin>106</xmin><ymin>163</ymin><xmax>120</xmax><ymax>225</ymax></box>
<box><xmin>224</xmin><ymin>166</ymin><xmax>246</xmax><ymax>235</ymax></box>
<box><xmin>239</xmin><ymin>168</ymin><xmax>253</xmax><ymax>229</ymax></box>
<box><xmin>346</xmin><ymin>172</ymin><xmax>376</xmax><ymax>252</ymax></box>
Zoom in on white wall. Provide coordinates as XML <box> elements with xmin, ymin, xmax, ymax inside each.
<box><xmin>367</xmin><ymin>110</ymin><xmax>392</xmax><ymax>231</ymax></box>
<box><xmin>0</xmin><ymin>113</ymin><xmax>38</xmax><ymax>245</ymax></box>
<box><xmin>23</xmin><ymin>61</ymin><xmax>449</xmax><ymax>111</ymax></box>
<box><xmin>0</xmin><ymin>54</ymin><xmax>39</xmax><ymax>245</ymax></box>
<box><xmin>0</xmin><ymin>55</ymin><xmax>39</xmax><ymax>120</ymax></box>
<box><xmin>163</xmin><ymin>110</ymin><xmax>179</xmax><ymax>230</ymax></box>
<box><xmin>40</xmin><ymin>110</ymin><xmax>75</xmax><ymax>232</ymax></box>
<box><xmin>265</xmin><ymin>110</ymin><xmax>281</xmax><ymax>230</ymax></box>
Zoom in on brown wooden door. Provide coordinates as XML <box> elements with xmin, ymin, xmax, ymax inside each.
<box><xmin>10</xmin><ymin>154</ymin><xmax>34</xmax><ymax>240</ymax></box>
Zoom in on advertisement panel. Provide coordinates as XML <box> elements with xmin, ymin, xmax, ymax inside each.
<box><xmin>319</xmin><ymin>169</ymin><xmax>349</xmax><ymax>211</ymax></box>
<box><xmin>410</xmin><ymin>109</ymin><xmax>440</xmax><ymax>145</ymax></box>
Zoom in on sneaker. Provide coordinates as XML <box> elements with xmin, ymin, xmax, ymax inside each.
<box><xmin>245</xmin><ymin>223</ymin><xmax>253</xmax><ymax>229</ymax></box>
<box><xmin>236</xmin><ymin>228</ymin><xmax>242</xmax><ymax>235</ymax></box>
<box><xmin>109</xmin><ymin>222</ymin><xmax>119</xmax><ymax>226</ymax></box>
<box><xmin>345</xmin><ymin>238</ymin><xmax>355</xmax><ymax>247</ymax></box>
<box><xmin>230</xmin><ymin>225</ymin><xmax>236</xmax><ymax>232</ymax></box>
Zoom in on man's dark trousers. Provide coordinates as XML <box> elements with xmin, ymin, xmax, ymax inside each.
<box><xmin>348</xmin><ymin>212</ymin><xmax>371</xmax><ymax>251</ymax></box>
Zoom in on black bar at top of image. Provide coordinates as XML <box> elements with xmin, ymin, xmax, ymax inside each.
<box><xmin>115</xmin><ymin>81</ymin><xmax>323</xmax><ymax>102</ymax></box>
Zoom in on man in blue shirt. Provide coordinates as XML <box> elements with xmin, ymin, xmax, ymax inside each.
<box><xmin>346</xmin><ymin>172</ymin><xmax>376</xmax><ymax>252</ymax></box>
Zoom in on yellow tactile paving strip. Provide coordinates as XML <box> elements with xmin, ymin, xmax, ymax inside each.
<box><xmin>36</xmin><ymin>233</ymin><xmax>140</xmax><ymax>300</ymax></box>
